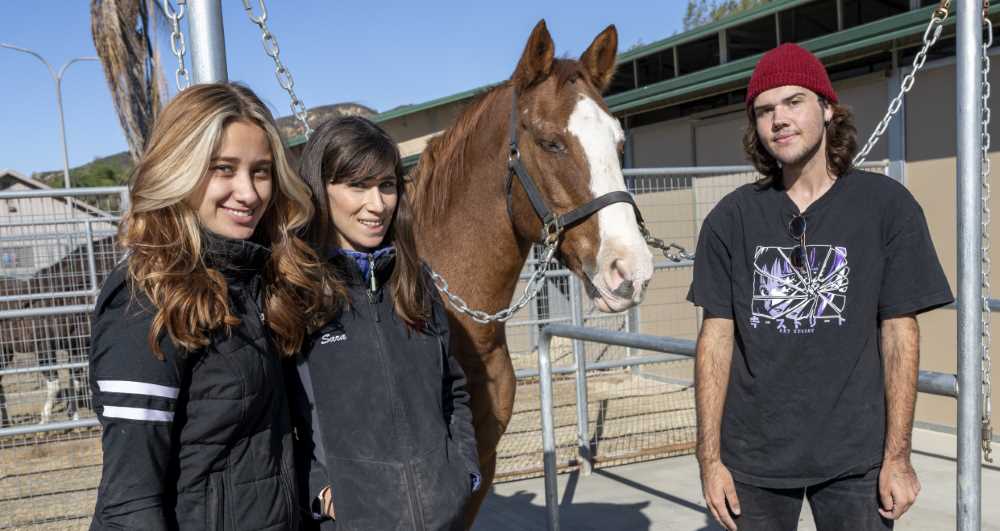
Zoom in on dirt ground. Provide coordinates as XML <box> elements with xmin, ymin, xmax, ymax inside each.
<box><xmin>0</xmin><ymin>365</ymin><xmax>695</xmax><ymax>529</ymax></box>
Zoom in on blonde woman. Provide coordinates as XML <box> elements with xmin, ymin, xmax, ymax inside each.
<box><xmin>88</xmin><ymin>83</ymin><xmax>338</xmax><ymax>530</ymax></box>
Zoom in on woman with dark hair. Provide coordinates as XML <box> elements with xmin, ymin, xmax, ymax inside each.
<box><xmin>291</xmin><ymin>116</ymin><xmax>480</xmax><ymax>530</ymax></box>
<box><xmin>89</xmin><ymin>83</ymin><xmax>340</xmax><ymax>529</ymax></box>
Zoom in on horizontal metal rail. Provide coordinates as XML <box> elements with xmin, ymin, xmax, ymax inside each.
<box><xmin>0</xmin><ymin>186</ymin><xmax>127</xmax><ymax>199</ymax></box>
<box><xmin>0</xmin><ymin>290</ymin><xmax>98</xmax><ymax>304</ymax></box>
<box><xmin>0</xmin><ymin>417</ymin><xmax>99</xmax><ymax>438</ymax></box>
<box><xmin>514</xmin><ymin>352</ymin><xmax>692</xmax><ymax>379</ymax></box>
<box><xmin>0</xmin><ymin>360</ymin><xmax>88</xmax><ymax>377</ymax></box>
<box><xmin>0</xmin><ymin>229</ymin><xmax>117</xmax><ymax>242</ymax></box>
<box><xmin>622</xmin><ymin>160</ymin><xmax>888</xmax><ymax>177</ymax></box>
<box><xmin>0</xmin><ymin>304</ymin><xmax>94</xmax><ymax>320</ymax></box>
<box><xmin>534</xmin><ymin>323</ymin><xmax>962</xmax><ymax>530</ymax></box>
<box><xmin>0</xmin><ymin>217</ymin><xmax>121</xmax><ymax>229</ymax></box>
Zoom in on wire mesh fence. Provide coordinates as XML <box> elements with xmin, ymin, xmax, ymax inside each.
<box><xmin>0</xmin><ymin>187</ymin><xmax>126</xmax><ymax>530</ymax></box>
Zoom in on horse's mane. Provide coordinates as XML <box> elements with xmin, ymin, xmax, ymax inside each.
<box><xmin>411</xmin><ymin>60</ymin><xmax>588</xmax><ymax>223</ymax></box>
<box><xmin>410</xmin><ymin>83</ymin><xmax>509</xmax><ymax>222</ymax></box>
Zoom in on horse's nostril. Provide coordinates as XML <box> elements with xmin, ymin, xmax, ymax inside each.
<box><xmin>612</xmin><ymin>279</ymin><xmax>635</xmax><ymax>299</ymax></box>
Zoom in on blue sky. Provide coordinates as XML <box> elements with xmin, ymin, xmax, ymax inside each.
<box><xmin>0</xmin><ymin>1</ymin><xmax>687</xmax><ymax>176</ymax></box>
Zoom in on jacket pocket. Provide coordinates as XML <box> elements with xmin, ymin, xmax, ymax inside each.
<box><xmin>327</xmin><ymin>456</ymin><xmax>414</xmax><ymax>531</ymax></box>
<box><xmin>206</xmin><ymin>471</ymin><xmax>227</xmax><ymax>531</ymax></box>
<box><xmin>412</xmin><ymin>439</ymin><xmax>471</xmax><ymax>531</ymax></box>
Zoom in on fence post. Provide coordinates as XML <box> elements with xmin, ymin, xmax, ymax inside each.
<box><xmin>956</xmin><ymin>0</ymin><xmax>984</xmax><ymax>529</ymax></box>
<box><xmin>569</xmin><ymin>275</ymin><xmax>592</xmax><ymax>475</ymax></box>
<box><xmin>118</xmin><ymin>188</ymin><xmax>130</xmax><ymax>214</ymax></box>
<box><xmin>626</xmin><ymin>305</ymin><xmax>641</xmax><ymax>376</ymax></box>
<box><xmin>84</xmin><ymin>220</ymin><xmax>99</xmax><ymax>292</ymax></box>
<box><xmin>537</xmin><ymin>327</ymin><xmax>561</xmax><ymax>531</ymax></box>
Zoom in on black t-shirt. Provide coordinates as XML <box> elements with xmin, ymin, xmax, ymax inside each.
<box><xmin>687</xmin><ymin>169</ymin><xmax>953</xmax><ymax>488</ymax></box>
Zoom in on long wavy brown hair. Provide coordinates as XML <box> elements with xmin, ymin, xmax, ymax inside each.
<box><xmin>298</xmin><ymin>116</ymin><xmax>430</xmax><ymax>328</ymax></box>
<box><xmin>122</xmin><ymin>83</ymin><xmax>341</xmax><ymax>358</ymax></box>
<box><xmin>743</xmin><ymin>98</ymin><xmax>858</xmax><ymax>184</ymax></box>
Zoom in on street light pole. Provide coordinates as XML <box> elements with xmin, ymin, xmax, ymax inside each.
<box><xmin>1</xmin><ymin>44</ymin><xmax>98</xmax><ymax>189</ymax></box>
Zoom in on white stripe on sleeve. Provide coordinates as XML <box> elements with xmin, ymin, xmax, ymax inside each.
<box><xmin>97</xmin><ymin>380</ymin><xmax>180</xmax><ymax>399</ymax></box>
<box><xmin>101</xmin><ymin>405</ymin><xmax>174</xmax><ymax>422</ymax></box>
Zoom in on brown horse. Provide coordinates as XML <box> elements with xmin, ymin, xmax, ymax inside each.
<box><xmin>0</xmin><ymin>236</ymin><xmax>121</xmax><ymax>428</ymax></box>
<box><xmin>410</xmin><ymin>20</ymin><xmax>654</xmax><ymax>524</ymax></box>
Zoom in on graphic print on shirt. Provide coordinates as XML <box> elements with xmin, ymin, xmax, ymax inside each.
<box><xmin>750</xmin><ymin>244</ymin><xmax>849</xmax><ymax>334</ymax></box>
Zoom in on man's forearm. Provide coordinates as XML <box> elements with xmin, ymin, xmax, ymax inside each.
<box><xmin>881</xmin><ymin>315</ymin><xmax>920</xmax><ymax>460</ymax></box>
<box><xmin>696</xmin><ymin>318</ymin><xmax>735</xmax><ymax>465</ymax></box>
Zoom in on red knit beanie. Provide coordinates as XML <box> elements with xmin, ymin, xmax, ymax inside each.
<box><xmin>746</xmin><ymin>43</ymin><xmax>837</xmax><ymax>106</ymax></box>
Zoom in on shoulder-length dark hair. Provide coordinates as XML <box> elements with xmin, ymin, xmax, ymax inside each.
<box><xmin>298</xmin><ymin>116</ymin><xmax>430</xmax><ymax>327</ymax></box>
<box><xmin>743</xmin><ymin>99</ymin><xmax>858</xmax><ymax>185</ymax></box>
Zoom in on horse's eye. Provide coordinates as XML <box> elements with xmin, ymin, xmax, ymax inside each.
<box><xmin>539</xmin><ymin>139</ymin><xmax>565</xmax><ymax>153</ymax></box>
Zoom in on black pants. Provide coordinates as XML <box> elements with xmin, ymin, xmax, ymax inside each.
<box><xmin>732</xmin><ymin>467</ymin><xmax>892</xmax><ymax>531</ymax></box>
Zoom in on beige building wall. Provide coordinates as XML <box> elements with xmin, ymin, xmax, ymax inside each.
<box><xmin>630</xmin><ymin>119</ymin><xmax>694</xmax><ymax>167</ymax></box>
<box><xmin>379</xmin><ymin>98</ymin><xmax>470</xmax><ymax>159</ymax></box>
<box><xmin>835</xmin><ymin>73</ymin><xmax>889</xmax><ymax>163</ymax></box>
<box><xmin>905</xmin><ymin>59</ymin><xmax>1000</xmax><ymax>434</ymax></box>
<box><xmin>694</xmin><ymin>111</ymin><xmax>746</xmax><ymax>166</ymax></box>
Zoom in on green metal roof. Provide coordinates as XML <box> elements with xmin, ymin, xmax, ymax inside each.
<box><xmin>372</xmin><ymin>82</ymin><xmax>499</xmax><ymax>123</ymax></box>
<box><xmin>607</xmin><ymin>4</ymin><xmax>968</xmax><ymax>114</ymax></box>
<box><xmin>616</xmin><ymin>0</ymin><xmax>811</xmax><ymax>63</ymax></box>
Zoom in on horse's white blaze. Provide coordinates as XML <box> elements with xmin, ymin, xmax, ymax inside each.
<box><xmin>566</xmin><ymin>95</ymin><xmax>653</xmax><ymax>303</ymax></box>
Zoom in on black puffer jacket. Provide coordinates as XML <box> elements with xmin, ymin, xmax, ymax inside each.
<box><xmin>288</xmin><ymin>251</ymin><xmax>480</xmax><ymax>531</ymax></box>
<box><xmin>89</xmin><ymin>236</ymin><xmax>299</xmax><ymax>530</ymax></box>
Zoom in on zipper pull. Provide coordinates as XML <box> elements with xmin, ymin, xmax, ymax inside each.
<box><xmin>367</xmin><ymin>254</ymin><xmax>381</xmax><ymax>322</ymax></box>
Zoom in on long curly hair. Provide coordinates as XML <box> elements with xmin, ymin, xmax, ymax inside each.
<box><xmin>122</xmin><ymin>83</ymin><xmax>342</xmax><ymax>358</ymax></box>
<box><xmin>743</xmin><ymin>99</ymin><xmax>858</xmax><ymax>185</ymax></box>
<box><xmin>298</xmin><ymin>116</ymin><xmax>430</xmax><ymax>328</ymax></box>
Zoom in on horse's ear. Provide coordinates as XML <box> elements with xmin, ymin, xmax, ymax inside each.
<box><xmin>580</xmin><ymin>24</ymin><xmax>618</xmax><ymax>93</ymax></box>
<box><xmin>512</xmin><ymin>20</ymin><xmax>555</xmax><ymax>91</ymax></box>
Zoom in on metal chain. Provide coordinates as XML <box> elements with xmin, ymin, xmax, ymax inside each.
<box><xmin>241</xmin><ymin>0</ymin><xmax>312</xmax><ymax>138</ymax></box>
<box><xmin>981</xmin><ymin>12</ymin><xmax>994</xmax><ymax>463</ymax></box>
<box><xmin>640</xmin><ymin>223</ymin><xmax>695</xmax><ymax>262</ymax></box>
<box><xmin>430</xmin><ymin>233</ymin><xmax>562</xmax><ymax>324</ymax></box>
<box><xmin>854</xmin><ymin>4</ymin><xmax>949</xmax><ymax>165</ymax></box>
<box><xmin>162</xmin><ymin>0</ymin><xmax>189</xmax><ymax>91</ymax></box>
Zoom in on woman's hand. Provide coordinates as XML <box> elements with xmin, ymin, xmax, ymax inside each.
<box><xmin>319</xmin><ymin>486</ymin><xmax>336</xmax><ymax>519</ymax></box>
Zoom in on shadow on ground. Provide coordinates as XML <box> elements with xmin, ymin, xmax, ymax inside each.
<box><xmin>476</xmin><ymin>469</ymin><xmax>724</xmax><ymax>530</ymax></box>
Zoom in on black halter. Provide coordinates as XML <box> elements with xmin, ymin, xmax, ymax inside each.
<box><xmin>504</xmin><ymin>89</ymin><xmax>645</xmax><ymax>245</ymax></box>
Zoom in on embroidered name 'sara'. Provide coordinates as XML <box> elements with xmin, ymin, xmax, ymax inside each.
<box><xmin>320</xmin><ymin>332</ymin><xmax>347</xmax><ymax>345</ymax></box>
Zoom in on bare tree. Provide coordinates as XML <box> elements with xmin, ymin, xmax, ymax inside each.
<box><xmin>90</xmin><ymin>0</ymin><xmax>166</xmax><ymax>163</ymax></box>
<box><xmin>684</xmin><ymin>0</ymin><xmax>772</xmax><ymax>31</ymax></box>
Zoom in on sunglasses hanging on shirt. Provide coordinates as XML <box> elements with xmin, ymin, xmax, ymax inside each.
<box><xmin>788</xmin><ymin>214</ymin><xmax>809</xmax><ymax>274</ymax></box>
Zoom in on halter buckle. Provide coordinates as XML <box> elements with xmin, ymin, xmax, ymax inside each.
<box><xmin>542</xmin><ymin>215</ymin><xmax>563</xmax><ymax>246</ymax></box>
<box><xmin>508</xmin><ymin>145</ymin><xmax>521</xmax><ymax>165</ymax></box>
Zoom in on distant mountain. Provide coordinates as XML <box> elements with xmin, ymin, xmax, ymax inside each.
<box><xmin>275</xmin><ymin>102</ymin><xmax>376</xmax><ymax>140</ymax></box>
<box><xmin>33</xmin><ymin>151</ymin><xmax>133</xmax><ymax>189</ymax></box>
<box><xmin>32</xmin><ymin>102</ymin><xmax>377</xmax><ymax>187</ymax></box>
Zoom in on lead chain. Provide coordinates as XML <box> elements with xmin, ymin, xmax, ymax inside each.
<box><xmin>241</xmin><ymin>0</ymin><xmax>312</xmax><ymax>138</ymax></box>
<box><xmin>162</xmin><ymin>0</ymin><xmax>189</xmax><ymax>91</ymax></box>
<box><xmin>982</xmin><ymin>13</ymin><xmax>994</xmax><ymax>463</ymax></box>
<box><xmin>430</xmin><ymin>235</ymin><xmax>562</xmax><ymax>324</ymax></box>
<box><xmin>855</xmin><ymin>6</ymin><xmax>949</xmax><ymax>166</ymax></box>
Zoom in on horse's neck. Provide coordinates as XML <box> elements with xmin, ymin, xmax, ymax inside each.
<box><xmin>415</xmin><ymin>102</ymin><xmax>532</xmax><ymax>308</ymax></box>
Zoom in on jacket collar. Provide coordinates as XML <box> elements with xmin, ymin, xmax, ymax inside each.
<box><xmin>201</xmin><ymin>229</ymin><xmax>271</xmax><ymax>283</ymax></box>
<box><xmin>330</xmin><ymin>246</ymin><xmax>395</xmax><ymax>290</ymax></box>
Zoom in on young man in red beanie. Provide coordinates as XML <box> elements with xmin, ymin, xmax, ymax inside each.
<box><xmin>687</xmin><ymin>43</ymin><xmax>953</xmax><ymax>530</ymax></box>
